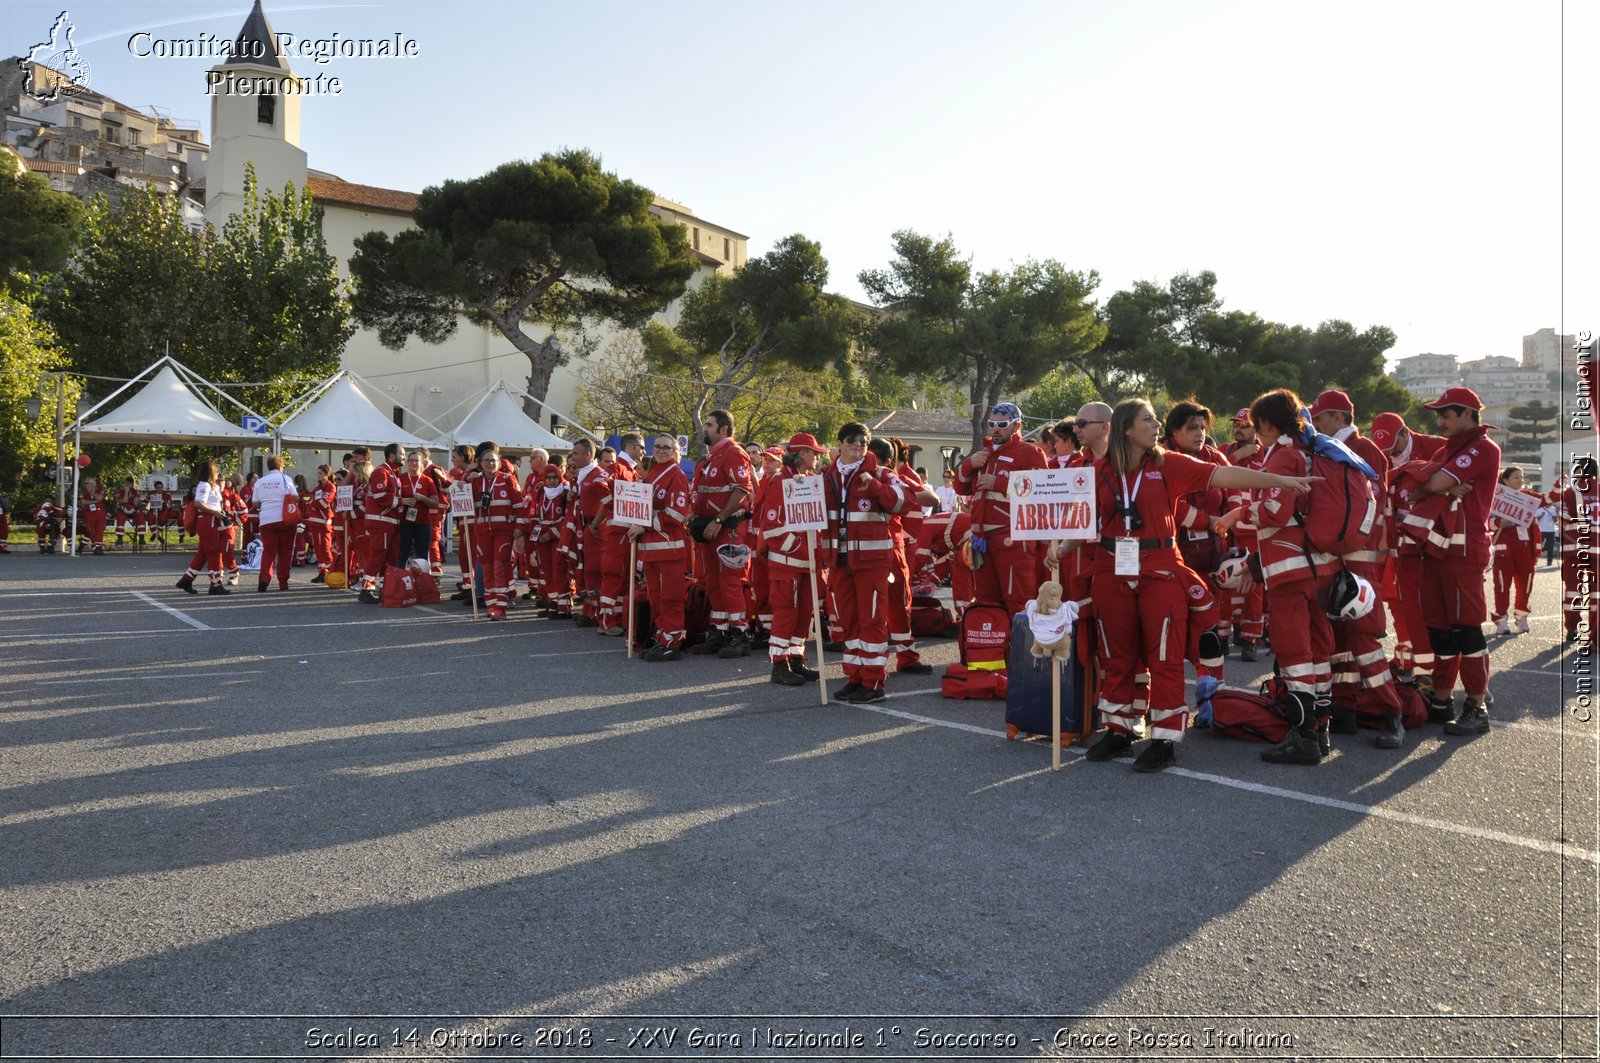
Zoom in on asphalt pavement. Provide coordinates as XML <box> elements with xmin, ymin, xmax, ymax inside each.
<box><xmin>0</xmin><ymin>549</ymin><xmax>1594</xmax><ymax>1061</ymax></box>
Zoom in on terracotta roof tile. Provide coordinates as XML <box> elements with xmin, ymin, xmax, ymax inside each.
<box><xmin>304</xmin><ymin>176</ymin><xmax>417</xmax><ymax>215</ymax></box>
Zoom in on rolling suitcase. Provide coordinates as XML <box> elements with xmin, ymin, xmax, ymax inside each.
<box><xmin>1004</xmin><ymin>610</ymin><xmax>1093</xmax><ymax>745</ymax></box>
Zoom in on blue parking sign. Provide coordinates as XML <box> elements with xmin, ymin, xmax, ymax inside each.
<box><xmin>241</xmin><ymin>415</ymin><xmax>268</xmax><ymax>435</ymax></box>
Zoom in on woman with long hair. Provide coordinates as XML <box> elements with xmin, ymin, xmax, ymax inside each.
<box><xmin>176</xmin><ymin>460</ymin><xmax>229</xmax><ymax>595</ymax></box>
<box><xmin>1489</xmin><ymin>465</ymin><xmax>1540</xmax><ymax>635</ymax></box>
<box><xmin>1054</xmin><ymin>398</ymin><xmax>1315</xmax><ymax>772</ymax></box>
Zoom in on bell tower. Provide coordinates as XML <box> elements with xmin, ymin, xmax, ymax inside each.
<box><xmin>203</xmin><ymin>0</ymin><xmax>308</xmax><ymax>226</ymax></box>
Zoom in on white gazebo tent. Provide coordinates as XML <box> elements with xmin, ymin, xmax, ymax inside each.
<box><xmin>272</xmin><ymin>371</ymin><xmax>444</xmax><ymax>450</ymax></box>
<box><xmin>65</xmin><ymin>356</ymin><xmax>273</xmax><ymax>554</ymax></box>
<box><xmin>443</xmin><ymin>379</ymin><xmax>578</xmax><ymax>453</ymax></box>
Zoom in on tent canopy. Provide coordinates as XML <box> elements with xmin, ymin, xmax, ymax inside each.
<box><xmin>75</xmin><ymin>364</ymin><xmax>268</xmax><ymax>446</ymax></box>
<box><xmin>450</xmin><ymin>381</ymin><xmax>570</xmax><ymax>452</ymax></box>
<box><xmin>275</xmin><ymin>374</ymin><xmax>438</xmax><ymax>449</ymax></box>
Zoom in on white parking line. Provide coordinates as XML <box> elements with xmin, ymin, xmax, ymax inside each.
<box><xmin>843</xmin><ymin>694</ymin><xmax>1600</xmax><ymax>865</ymax></box>
<box><xmin>37</xmin><ymin>670</ymin><xmax>266</xmax><ymax>685</ymax></box>
<box><xmin>129</xmin><ymin>591</ymin><xmax>212</xmax><ymax>631</ymax></box>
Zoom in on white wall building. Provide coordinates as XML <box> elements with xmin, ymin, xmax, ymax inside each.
<box><xmin>201</xmin><ymin>0</ymin><xmax>741</xmax><ymax>444</ymax></box>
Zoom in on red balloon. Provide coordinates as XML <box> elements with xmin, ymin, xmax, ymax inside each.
<box><xmin>76</xmin><ymin>454</ymin><xmax>92</xmax><ymax>468</ymax></box>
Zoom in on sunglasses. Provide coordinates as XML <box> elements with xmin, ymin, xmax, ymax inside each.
<box><xmin>1075</xmin><ymin>420</ymin><xmax>1107</xmax><ymax>427</ymax></box>
<box><xmin>985</xmin><ymin>420</ymin><xmax>1013</xmax><ymax>430</ymax></box>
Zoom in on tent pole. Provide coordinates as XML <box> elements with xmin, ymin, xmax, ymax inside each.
<box><xmin>68</xmin><ymin>426</ymin><xmax>81</xmax><ymax>556</ymax></box>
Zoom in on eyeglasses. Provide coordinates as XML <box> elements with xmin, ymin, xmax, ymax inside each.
<box><xmin>1075</xmin><ymin>420</ymin><xmax>1107</xmax><ymax>427</ymax></box>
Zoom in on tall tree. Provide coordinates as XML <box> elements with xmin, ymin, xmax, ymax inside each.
<box><xmin>348</xmin><ymin>149</ymin><xmax>697</xmax><ymax>413</ymax></box>
<box><xmin>0</xmin><ymin>290</ymin><xmax>81</xmax><ymax>495</ymax></box>
<box><xmin>0</xmin><ymin>151</ymin><xmax>84</xmax><ymax>289</ymax></box>
<box><xmin>859</xmin><ymin>231</ymin><xmax>1104</xmax><ymax>450</ymax></box>
<box><xmin>638</xmin><ymin>233</ymin><xmax>856</xmax><ymax>432</ymax></box>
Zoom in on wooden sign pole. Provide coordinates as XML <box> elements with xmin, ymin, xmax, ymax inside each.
<box><xmin>463</xmin><ymin>519</ymin><xmax>480</xmax><ymax>621</ymax></box>
<box><xmin>626</xmin><ymin>540</ymin><xmax>638</xmax><ymax>658</ymax></box>
<box><xmin>807</xmin><ymin>530</ymin><xmax>826</xmax><ymax>705</ymax></box>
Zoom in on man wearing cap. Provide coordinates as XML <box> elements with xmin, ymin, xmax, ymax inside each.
<box><xmin>1371</xmin><ymin>411</ymin><xmax>1446</xmax><ymax>698</ymax></box>
<box><xmin>690</xmin><ymin>409</ymin><xmax>757</xmax><ymax>658</ymax></box>
<box><xmin>753</xmin><ymin>434</ymin><xmax>828</xmax><ymax>684</ymax></box>
<box><xmin>955</xmin><ymin>402</ymin><xmax>1049</xmax><ymax>617</ymax></box>
<box><xmin>1309</xmin><ymin>389</ymin><xmax>1406</xmax><ymax>747</ymax></box>
<box><xmin>1407</xmin><ymin>387</ymin><xmax>1500</xmax><ymax>735</ymax></box>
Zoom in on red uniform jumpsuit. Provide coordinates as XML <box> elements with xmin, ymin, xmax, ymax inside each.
<box><xmin>754</xmin><ymin>467</ymin><xmax>818</xmax><ymax>666</ymax></box>
<box><xmin>887</xmin><ymin>463</ymin><xmax>928</xmax><ymax>670</ymax></box>
<box><xmin>475</xmin><ymin>469</ymin><xmax>526</xmax><ymax>618</ymax></box>
<box><xmin>397</xmin><ymin>469</ymin><xmax>440</xmax><ymax>568</ymax></box>
<box><xmin>914</xmin><ymin>509</ymin><xmax>974</xmax><ymax>612</ymax></box>
<box><xmin>955</xmin><ymin>431</ymin><xmax>1047</xmax><ymax>616</ymax></box>
<box><xmin>305</xmin><ymin>480</ymin><xmax>336</xmax><ymax>578</ymax></box>
<box><xmin>1560</xmin><ymin>476</ymin><xmax>1599</xmax><ymax>643</ymax></box>
<box><xmin>1318</xmin><ymin>429</ymin><xmax>1402</xmax><ymax>722</ymax></box>
<box><xmin>1384</xmin><ymin>432</ymin><xmax>1446</xmax><ymax>683</ymax></box>
<box><xmin>360</xmin><ymin>460</ymin><xmax>402</xmax><ymax>591</ymax></box>
<box><xmin>422</xmin><ymin>462</ymin><xmax>451</xmax><ymax>580</ymax></box>
<box><xmin>146</xmin><ymin>490</ymin><xmax>172</xmax><ymax>542</ymax></box>
<box><xmin>532</xmin><ymin>476</ymin><xmax>571</xmax><ymax>612</ymax></box>
<box><xmin>638</xmin><ymin>461</ymin><xmax>692</xmax><ymax>649</ymax></box>
<box><xmin>114</xmin><ymin>486</ymin><xmax>139</xmax><ymax>542</ymax></box>
<box><xmin>598</xmin><ymin>460</ymin><xmax>639</xmax><ymax>632</ymax></box>
<box><xmin>566</xmin><ymin>462</ymin><xmax>606</xmax><ymax>621</ymax></box>
<box><xmin>80</xmin><ymin>485</ymin><xmax>108</xmax><ymax>550</ymax></box>
<box><xmin>1243</xmin><ymin>439</ymin><xmax>1335</xmax><ymax>721</ymax></box>
<box><xmin>34</xmin><ymin>499</ymin><xmax>64</xmax><ymax>549</ymax></box>
<box><xmin>1414</xmin><ymin>426</ymin><xmax>1501</xmax><ymax>701</ymax></box>
<box><xmin>1490</xmin><ymin>487</ymin><xmax>1542</xmax><ymax>626</ymax></box>
<box><xmin>824</xmin><ymin>453</ymin><xmax>913</xmax><ymax>693</ymax></box>
<box><xmin>449</xmin><ymin>464</ymin><xmax>472</xmax><ymax>591</ymax></box>
<box><xmin>180</xmin><ymin>484</ymin><xmax>227</xmax><ymax>588</ymax></box>
<box><xmin>221</xmin><ymin>485</ymin><xmax>247</xmax><ymax>578</ymax></box>
<box><xmin>1088</xmin><ymin>451</ymin><xmax>1221</xmax><ymax>743</ymax></box>
<box><xmin>693</xmin><ymin>438</ymin><xmax>756</xmax><ymax>635</ymax></box>
<box><xmin>1221</xmin><ymin>440</ymin><xmax>1267</xmax><ymax>647</ymax></box>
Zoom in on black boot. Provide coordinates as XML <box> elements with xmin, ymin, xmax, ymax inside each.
<box><xmin>788</xmin><ymin>656</ymin><xmax>820</xmax><ymax>682</ymax></box>
<box><xmin>176</xmin><ymin>576</ymin><xmax>197</xmax><ymax>595</ymax></box>
<box><xmin>689</xmin><ymin>629</ymin><xmax>727</xmax><ymax>655</ymax></box>
<box><xmin>1262</xmin><ymin>725</ymin><xmax>1322</xmax><ymax>765</ymax></box>
<box><xmin>717</xmin><ymin>629</ymin><xmax>752</xmax><ymax>658</ymax></box>
<box><xmin>770</xmin><ymin>660</ymin><xmax>805</xmax><ymax>686</ymax></box>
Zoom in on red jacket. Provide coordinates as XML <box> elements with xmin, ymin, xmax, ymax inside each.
<box><xmin>306</xmin><ymin>481</ymin><xmax>335</xmax><ymax>524</ymax></box>
<box><xmin>1242</xmin><ymin>439</ymin><xmax>1320</xmax><ymax>586</ymax></box>
<box><xmin>693</xmin><ymin>437</ymin><xmax>755</xmax><ymax>520</ymax></box>
<box><xmin>364</xmin><ymin>460</ymin><xmax>403</xmax><ymax>525</ymax></box>
<box><xmin>638</xmin><ymin>462</ymin><xmax>691</xmax><ymax>561</ymax></box>
<box><xmin>754</xmin><ymin>467</ymin><xmax>817</xmax><ymax>577</ymax></box>
<box><xmin>1090</xmin><ymin>451</ymin><xmax>1218</xmax><ymax>578</ymax></box>
<box><xmin>476</xmin><ymin>469</ymin><xmax>526</xmax><ymax>533</ymax></box>
<box><xmin>823</xmin><ymin>453</ymin><xmax>913</xmax><ymax>571</ymax></box>
<box><xmin>955</xmin><ymin>432</ymin><xmax>1047</xmax><ymax>536</ymax></box>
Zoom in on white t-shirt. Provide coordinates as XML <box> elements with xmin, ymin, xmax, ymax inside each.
<box><xmin>193</xmin><ymin>480</ymin><xmax>222</xmax><ymax>513</ymax></box>
<box><xmin>1536</xmin><ymin>505</ymin><xmax>1558</xmax><ymax>534</ymax></box>
<box><xmin>253</xmin><ymin>470</ymin><xmax>294</xmax><ymax>525</ymax></box>
<box><xmin>934</xmin><ymin>484</ymin><xmax>958</xmax><ymax>513</ymax></box>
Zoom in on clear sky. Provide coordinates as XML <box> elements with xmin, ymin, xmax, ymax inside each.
<box><xmin>7</xmin><ymin>0</ymin><xmax>1596</xmax><ymax>368</ymax></box>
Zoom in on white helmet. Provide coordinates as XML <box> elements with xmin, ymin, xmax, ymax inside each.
<box><xmin>1326</xmin><ymin>568</ymin><xmax>1377</xmax><ymax>621</ymax></box>
<box><xmin>1214</xmin><ymin>551</ymin><xmax>1250</xmax><ymax>591</ymax></box>
<box><xmin>715</xmin><ymin>542</ymin><xmax>752</xmax><ymax>570</ymax></box>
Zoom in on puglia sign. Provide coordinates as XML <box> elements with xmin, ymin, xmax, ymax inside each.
<box><xmin>1008</xmin><ymin>468</ymin><xmax>1097</xmax><ymax>541</ymax></box>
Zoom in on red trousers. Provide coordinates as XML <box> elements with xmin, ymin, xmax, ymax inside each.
<box><xmin>474</xmin><ymin>526</ymin><xmax>517</xmax><ymax>610</ymax></box>
<box><xmin>258</xmin><ymin>521</ymin><xmax>295</xmax><ymax>588</ymax></box>
<box><xmin>887</xmin><ymin>548</ymin><xmax>921</xmax><ymax>669</ymax></box>
<box><xmin>360</xmin><ymin>518</ymin><xmax>397</xmax><ymax>584</ymax></box>
<box><xmin>642</xmin><ymin>556</ymin><xmax>688</xmax><ymax>647</ymax></box>
<box><xmin>1264</xmin><ymin>572</ymin><xmax>1334</xmax><ymax>700</ymax></box>
<box><xmin>598</xmin><ymin>532</ymin><xmax>631</xmax><ymax>629</ymax></box>
<box><xmin>535</xmin><ymin>540</ymin><xmax>569</xmax><ymax>608</ymax></box>
<box><xmin>834</xmin><ymin>565</ymin><xmax>891</xmax><ymax>688</ymax></box>
<box><xmin>698</xmin><ymin>533</ymin><xmax>749</xmax><ymax>632</ymax></box>
<box><xmin>307</xmin><ymin>519</ymin><xmax>334</xmax><ymax>575</ymax></box>
<box><xmin>183</xmin><ymin>520</ymin><xmax>225</xmax><ymax>583</ymax></box>
<box><xmin>973</xmin><ymin>536</ymin><xmax>1036</xmax><ymax>616</ymax></box>
<box><xmin>1420</xmin><ymin>557</ymin><xmax>1490</xmax><ymax>699</ymax></box>
<box><xmin>82</xmin><ymin>509</ymin><xmax>107</xmax><ymax>545</ymax></box>
<box><xmin>1491</xmin><ymin>538</ymin><xmax>1536</xmax><ymax>621</ymax></box>
<box><xmin>1090</xmin><ymin>571</ymin><xmax>1190</xmax><ymax>741</ymax></box>
<box><xmin>767</xmin><ymin>571</ymin><xmax>816</xmax><ymax>661</ymax></box>
<box><xmin>454</xmin><ymin>520</ymin><xmax>472</xmax><ymax>585</ymax></box>
<box><xmin>1392</xmin><ymin>553</ymin><xmax>1432</xmax><ymax>679</ymax></box>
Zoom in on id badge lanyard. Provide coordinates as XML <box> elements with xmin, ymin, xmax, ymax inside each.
<box><xmin>1115</xmin><ymin>468</ymin><xmax>1145</xmax><ymax>576</ymax></box>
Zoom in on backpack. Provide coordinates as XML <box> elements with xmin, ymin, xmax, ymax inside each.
<box><xmin>958</xmin><ymin>600</ymin><xmax>1010</xmax><ymax>671</ymax></box>
<box><xmin>1301</xmin><ymin>450</ymin><xmax>1379</xmax><ymax>556</ymax></box>
<box><xmin>1355</xmin><ymin>680</ymin><xmax>1429</xmax><ymax>730</ymax></box>
<box><xmin>1208</xmin><ymin>687</ymin><xmax>1291</xmax><ymax>743</ymax></box>
<box><xmin>381</xmin><ymin>565</ymin><xmax>419</xmax><ymax>608</ymax></box>
<box><xmin>941</xmin><ymin>662</ymin><xmax>1008</xmax><ymax>700</ymax></box>
<box><xmin>181</xmin><ymin>499</ymin><xmax>197</xmax><ymax>535</ymax></box>
<box><xmin>910</xmin><ymin>592</ymin><xmax>958</xmax><ymax>638</ymax></box>
<box><xmin>683</xmin><ymin>582</ymin><xmax>713</xmax><ymax>647</ymax></box>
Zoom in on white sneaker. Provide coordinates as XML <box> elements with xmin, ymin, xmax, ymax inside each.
<box><xmin>1495</xmin><ymin>618</ymin><xmax>1510</xmax><ymax>636</ymax></box>
<box><xmin>1514</xmin><ymin>614</ymin><xmax>1530</xmax><ymax>633</ymax></box>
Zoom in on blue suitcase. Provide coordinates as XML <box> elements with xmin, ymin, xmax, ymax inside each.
<box><xmin>1004</xmin><ymin>611</ymin><xmax>1094</xmax><ymax>745</ymax></box>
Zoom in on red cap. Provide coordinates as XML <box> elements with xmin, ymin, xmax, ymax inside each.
<box><xmin>784</xmin><ymin>433</ymin><xmax>826</xmax><ymax>453</ymax></box>
<box><xmin>1309</xmin><ymin>389</ymin><xmax>1355</xmax><ymax>416</ymax></box>
<box><xmin>1369</xmin><ymin>412</ymin><xmax>1406</xmax><ymax>451</ymax></box>
<box><xmin>1231</xmin><ymin>407</ymin><xmax>1251</xmax><ymax>424</ymax></box>
<box><xmin>1423</xmin><ymin>386</ymin><xmax>1484</xmax><ymax>410</ymax></box>
<box><xmin>762</xmin><ymin>446</ymin><xmax>784</xmax><ymax>462</ymax></box>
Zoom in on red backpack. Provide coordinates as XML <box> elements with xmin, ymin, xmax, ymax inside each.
<box><xmin>181</xmin><ymin>499</ymin><xmax>197</xmax><ymax>535</ymax></box>
<box><xmin>911</xmin><ymin>592</ymin><xmax>958</xmax><ymax>638</ymax></box>
<box><xmin>1208</xmin><ymin>686</ymin><xmax>1291</xmax><ymax>743</ymax></box>
<box><xmin>958</xmin><ymin>600</ymin><xmax>1010</xmax><ymax>671</ymax></box>
<box><xmin>1302</xmin><ymin>450</ymin><xmax>1379</xmax><ymax>555</ymax></box>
